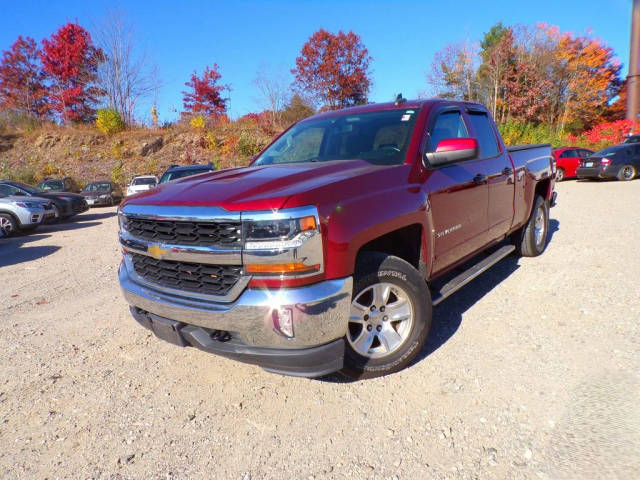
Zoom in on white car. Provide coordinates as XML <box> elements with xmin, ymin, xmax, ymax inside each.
<box><xmin>126</xmin><ymin>175</ymin><xmax>158</xmax><ymax>196</ymax></box>
<box><xmin>0</xmin><ymin>195</ymin><xmax>56</xmax><ymax>236</ymax></box>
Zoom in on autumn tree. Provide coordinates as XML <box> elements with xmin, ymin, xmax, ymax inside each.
<box><xmin>427</xmin><ymin>42</ymin><xmax>478</xmax><ymax>101</ymax></box>
<box><xmin>41</xmin><ymin>23</ymin><xmax>104</xmax><ymax>123</ymax></box>
<box><xmin>477</xmin><ymin>25</ymin><xmax>516</xmax><ymax>121</ymax></box>
<box><xmin>292</xmin><ymin>29</ymin><xmax>372</xmax><ymax>110</ymax></box>
<box><xmin>182</xmin><ymin>64</ymin><xmax>228</xmax><ymax>116</ymax></box>
<box><xmin>282</xmin><ymin>94</ymin><xmax>315</xmax><ymax>125</ymax></box>
<box><xmin>95</xmin><ymin>9</ymin><xmax>156</xmax><ymax>125</ymax></box>
<box><xmin>0</xmin><ymin>36</ymin><xmax>48</xmax><ymax>118</ymax></box>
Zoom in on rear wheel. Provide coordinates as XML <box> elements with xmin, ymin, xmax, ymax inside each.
<box><xmin>341</xmin><ymin>253</ymin><xmax>432</xmax><ymax>379</ymax></box>
<box><xmin>617</xmin><ymin>165</ymin><xmax>636</xmax><ymax>181</ymax></box>
<box><xmin>512</xmin><ymin>195</ymin><xmax>549</xmax><ymax>257</ymax></box>
<box><xmin>0</xmin><ymin>213</ymin><xmax>17</xmax><ymax>237</ymax></box>
<box><xmin>556</xmin><ymin>167</ymin><xmax>565</xmax><ymax>182</ymax></box>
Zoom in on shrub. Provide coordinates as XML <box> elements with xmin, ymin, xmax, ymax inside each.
<box><xmin>568</xmin><ymin>119</ymin><xmax>640</xmax><ymax>151</ymax></box>
<box><xmin>190</xmin><ymin>114</ymin><xmax>206</xmax><ymax>130</ymax></box>
<box><xmin>498</xmin><ymin>121</ymin><xmax>568</xmax><ymax>147</ymax></box>
<box><xmin>110</xmin><ymin>160</ymin><xmax>126</xmax><ymax>186</ymax></box>
<box><xmin>96</xmin><ymin>108</ymin><xmax>124</xmax><ymax>135</ymax></box>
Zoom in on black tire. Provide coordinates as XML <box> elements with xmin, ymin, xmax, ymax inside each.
<box><xmin>617</xmin><ymin>164</ymin><xmax>636</xmax><ymax>181</ymax></box>
<box><xmin>512</xmin><ymin>195</ymin><xmax>549</xmax><ymax>257</ymax></box>
<box><xmin>340</xmin><ymin>252</ymin><xmax>432</xmax><ymax>379</ymax></box>
<box><xmin>556</xmin><ymin>167</ymin><xmax>565</xmax><ymax>182</ymax></box>
<box><xmin>0</xmin><ymin>213</ymin><xmax>18</xmax><ymax>237</ymax></box>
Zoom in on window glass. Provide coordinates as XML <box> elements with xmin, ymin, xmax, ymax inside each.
<box><xmin>427</xmin><ymin>111</ymin><xmax>467</xmax><ymax>151</ymax></box>
<box><xmin>0</xmin><ymin>184</ymin><xmax>21</xmax><ymax>195</ymax></box>
<box><xmin>254</xmin><ymin>109</ymin><xmax>420</xmax><ymax>166</ymax></box>
<box><xmin>559</xmin><ymin>150</ymin><xmax>569</xmax><ymax>158</ymax></box>
<box><xmin>467</xmin><ymin>112</ymin><xmax>499</xmax><ymax>157</ymax></box>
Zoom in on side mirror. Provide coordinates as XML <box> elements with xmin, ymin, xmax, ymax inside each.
<box><xmin>424</xmin><ymin>138</ymin><xmax>479</xmax><ymax>167</ymax></box>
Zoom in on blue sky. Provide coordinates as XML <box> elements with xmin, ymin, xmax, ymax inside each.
<box><xmin>0</xmin><ymin>0</ymin><xmax>633</xmax><ymax>123</ymax></box>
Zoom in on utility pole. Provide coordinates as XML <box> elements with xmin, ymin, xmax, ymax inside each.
<box><xmin>627</xmin><ymin>0</ymin><xmax>640</xmax><ymax>127</ymax></box>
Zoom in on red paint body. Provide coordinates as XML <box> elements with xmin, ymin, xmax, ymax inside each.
<box><xmin>123</xmin><ymin>100</ymin><xmax>555</xmax><ymax>287</ymax></box>
<box><xmin>553</xmin><ymin>147</ymin><xmax>595</xmax><ymax>179</ymax></box>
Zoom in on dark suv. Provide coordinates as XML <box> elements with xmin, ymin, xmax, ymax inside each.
<box><xmin>159</xmin><ymin>163</ymin><xmax>215</xmax><ymax>183</ymax></box>
<box><xmin>37</xmin><ymin>177</ymin><xmax>81</xmax><ymax>193</ymax></box>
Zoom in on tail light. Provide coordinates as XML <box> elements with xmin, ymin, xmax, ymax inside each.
<box><xmin>601</xmin><ymin>158</ymin><xmax>611</xmax><ymax>167</ymax></box>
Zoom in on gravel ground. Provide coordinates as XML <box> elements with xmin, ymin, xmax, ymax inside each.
<box><xmin>1</xmin><ymin>180</ymin><xmax>639</xmax><ymax>480</ymax></box>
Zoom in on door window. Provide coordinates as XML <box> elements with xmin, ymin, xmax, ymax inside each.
<box><xmin>467</xmin><ymin>112</ymin><xmax>499</xmax><ymax>158</ymax></box>
<box><xmin>427</xmin><ymin>111</ymin><xmax>468</xmax><ymax>152</ymax></box>
<box><xmin>0</xmin><ymin>184</ymin><xmax>22</xmax><ymax>195</ymax></box>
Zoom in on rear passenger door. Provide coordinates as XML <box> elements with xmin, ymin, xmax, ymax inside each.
<box><xmin>423</xmin><ymin>107</ymin><xmax>490</xmax><ymax>273</ymax></box>
<box><xmin>466</xmin><ymin>109</ymin><xmax>514</xmax><ymax>241</ymax></box>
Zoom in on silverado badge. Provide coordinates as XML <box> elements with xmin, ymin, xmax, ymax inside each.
<box><xmin>147</xmin><ymin>245</ymin><xmax>168</xmax><ymax>260</ymax></box>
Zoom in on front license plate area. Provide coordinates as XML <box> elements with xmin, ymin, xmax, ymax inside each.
<box><xmin>585</xmin><ymin>162</ymin><xmax>593</xmax><ymax>167</ymax></box>
<box><xmin>87</xmin><ymin>199</ymin><xmax>94</xmax><ymax>205</ymax></box>
<box><xmin>149</xmin><ymin>315</ymin><xmax>187</xmax><ymax>347</ymax></box>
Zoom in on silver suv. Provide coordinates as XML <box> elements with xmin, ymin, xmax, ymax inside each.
<box><xmin>0</xmin><ymin>195</ymin><xmax>55</xmax><ymax>237</ymax></box>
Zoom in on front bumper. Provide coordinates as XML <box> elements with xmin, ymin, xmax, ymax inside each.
<box><xmin>119</xmin><ymin>258</ymin><xmax>352</xmax><ymax>376</ymax></box>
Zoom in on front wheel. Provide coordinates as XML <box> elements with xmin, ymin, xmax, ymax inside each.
<box><xmin>617</xmin><ymin>165</ymin><xmax>636</xmax><ymax>181</ymax></box>
<box><xmin>556</xmin><ymin>167</ymin><xmax>565</xmax><ymax>182</ymax></box>
<box><xmin>512</xmin><ymin>195</ymin><xmax>549</xmax><ymax>257</ymax></box>
<box><xmin>341</xmin><ymin>253</ymin><xmax>432</xmax><ymax>379</ymax></box>
<box><xmin>0</xmin><ymin>213</ymin><xmax>17</xmax><ymax>237</ymax></box>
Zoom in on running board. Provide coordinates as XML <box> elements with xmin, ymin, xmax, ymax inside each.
<box><xmin>431</xmin><ymin>245</ymin><xmax>516</xmax><ymax>306</ymax></box>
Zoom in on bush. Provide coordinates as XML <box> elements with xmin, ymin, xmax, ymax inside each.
<box><xmin>110</xmin><ymin>160</ymin><xmax>126</xmax><ymax>186</ymax></box>
<box><xmin>498</xmin><ymin>121</ymin><xmax>568</xmax><ymax>147</ymax></box>
<box><xmin>190</xmin><ymin>114</ymin><xmax>206</xmax><ymax>130</ymax></box>
<box><xmin>568</xmin><ymin>119</ymin><xmax>640</xmax><ymax>151</ymax></box>
<box><xmin>96</xmin><ymin>108</ymin><xmax>124</xmax><ymax>135</ymax></box>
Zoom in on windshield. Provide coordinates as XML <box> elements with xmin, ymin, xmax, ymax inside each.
<box><xmin>594</xmin><ymin>147</ymin><xmax>621</xmax><ymax>157</ymax></box>
<box><xmin>160</xmin><ymin>168</ymin><xmax>210</xmax><ymax>183</ymax></box>
<box><xmin>38</xmin><ymin>180</ymin><xmax>64</xmax><ymax>190</ymax></box>
<box><xmin>253</xmin><ymin>109</ymin><xmax>420</xmax><ymax>166</ymax></box>
<box><xmin>9</xmin><ymin>182</ymin><xmax>43</xmax><ymax>194</ymax></box>
<box><xmin>623</xmin><ymin>135</ymin><xmax>640</xmax><ymax>144</ymax></box>
<box><xmin>83</xmin><ymin>182</ymin><xmax>111</xmax><ymax>192</ymax></box>
<box><xmin>132</xmin><ymin>177</ymin><xmax>156</xmax><ymax>186</ymax></box>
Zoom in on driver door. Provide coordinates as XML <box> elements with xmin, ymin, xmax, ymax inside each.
<box><xmin>423</xmin><ymin>108</ymin><xmax>490</xmax><ymax>274</ymax></box>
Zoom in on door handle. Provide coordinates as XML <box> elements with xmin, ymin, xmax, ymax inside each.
<box><xmin>473</xmin><ymin>174</ymin><xmax>487</xmax><ymax>184</ymax></box>
<box><xmin>502</xmin><ymin>167</ymin><xmax>513</xmax><ymax>175</ymax></box>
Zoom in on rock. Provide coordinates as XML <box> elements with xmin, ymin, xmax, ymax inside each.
<box><xmin>81</xmin><ymin>145</ymin><xmax>90</xmax><ymax>154</ymax></box>
<box><xmin>139</xmin><ymin>136</ymin><xmax>163</xmax><ymax>156</ymax></box>
<box><xmin>35</xmin><ymin>134</ymin><xmax>60</xmax><ymax>149</ymax></box>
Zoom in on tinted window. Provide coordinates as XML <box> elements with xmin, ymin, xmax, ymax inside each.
<box><xmin>132</xmin><ymin>177</ymin><xmax>157</xmax><ymax>186</ymax></box>
<box><xmin>559</xmin><ymin>149</ymin><xmax>577</xmax><ymax>158</ymax></box>
<box><xmin>0</xmin><ymin>184</ymin><xmax>22</xmax><ymax>195</ymax></box>
<box><xmin>160</xmin><ymin>168</ymin><xmax>212</xmax><ymax>183</ymax></box>
<box><xmin>427</xmin><ymin>111</ymin><xmax>468</xmax><ymax>151</ymax></box>
<box><xmin>467</xmin><ymin>112</ymin><xmax>499</xmax><ymax>158</ymax></box>
<box><xmin>83</xmin><ymin>182</ymin><xmax>111</xmax><ymax>192</ymax></box>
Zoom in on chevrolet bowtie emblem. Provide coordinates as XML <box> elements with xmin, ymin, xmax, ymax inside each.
<box><xmin>147</xmin><ymin>244</ymin><xmax>168</xmax><ymax>259</ymax></box>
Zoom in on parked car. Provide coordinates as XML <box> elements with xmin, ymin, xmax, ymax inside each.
<box><xmin>118</xmin><ymin>98</ymin><xmax>556</xmax><ymax>379</ymax></box>
<box><xmin>552</xmin><ymin>147</ymin><xmax>594</xmax><ymax>181</ymax></box>
<box><xmin>576</xmin><ymin>144</ymin><xmax>640</xmax><ymax>181</ymax></box>
<box><xmin>158</xmin><ymin>163</ymin><xmax>215</xmax><ymax>183</ymax></box>
<box><xmin>0</xmin><ymin>194</ymin><xmax>56</xmax><ymax>236</ymax></box>
<box><xmin>623</xmin><ymin>134</ymin><xmax>640</xmax><ymax>144</ymax></box>
<box><xmin>126</xmin><ymin>175</ymin><xmax>158</xmax><ymax>196</ymax></box>
<box><xmin>0</xmin><ymin>180</ymin><xmax>88</xmax><ymax>220</ymax></box>
<box><xmin>37</xmin><ymin>177</ymin><xmax>81</xmax><ymax>193</ymax></box>
<box><xmin>81</xmin><ymin>181</ymin><xmax>124</xmax><ymax>206</ymax></box>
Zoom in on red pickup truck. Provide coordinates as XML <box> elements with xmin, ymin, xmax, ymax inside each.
<box><xmin>118</xmin><ymin>99</ymin><xmax>556</xmax><ymax>379</ymax></box>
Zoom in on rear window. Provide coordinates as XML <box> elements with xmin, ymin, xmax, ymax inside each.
<box><xmin>39</xmin><ymin>180</ymin><xmax>64</xmax><ymax>190</ymax></box>
<box><xmin>467</xmin><ymin>112</ymin><xmax>499</xmax><ymax>158</ymax></box>
<box><xmin>160</xmin><ymin>168</ymin><xmax>212</xmax><ymax>183</ymax></box>
<box><xmin>132</xmin><ymin>177</ymin><xmax>157</xmax><ymax>186</ymax></box>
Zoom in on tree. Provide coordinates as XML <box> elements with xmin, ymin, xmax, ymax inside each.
<box><xmin>0</xmin><ymin>36</ymin><xmax>48</xmax><ymax>118</ymax></box>
<box><xmin>477</xmin><ymin>26</ymin><xmax>516</xmax><ymax>121</ymax></box>
<box><xmin>427</xmin><ymin>42</ymin><xmax>478</xmax><ymax>101</ymax></box>
<box><xmin>95</xmin><ymin>10</ymin><xmax>156</xmax><ymax>125</ymax></box>
<box><xmin>253</xmin><ymin>66</ymin><xmax>290</xmax><ymax>129</ymax></box>
<box><xmin>182</xmin><ymin>64</ymin><xmax>228</xmax><ymax>116</ymax></box>
<box><xmin>282</xmin><ymin>94</ymin><xmax>315</xmax><ymax>125</ymax></box>
<box><xmin>41</xmin><ymin>23</ymin><xmax>104</xmax><ymax>123</ymax></box>
<box><xmin>292</xmin><ymin>29</ymin><xmax>372</xmax><ymax>110</ymax></box>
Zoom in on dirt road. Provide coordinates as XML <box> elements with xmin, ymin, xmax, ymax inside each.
<box><xmin>1</xmin><ymin>180</ymin><xmax>639</xmax><ymax>479</ymax></box>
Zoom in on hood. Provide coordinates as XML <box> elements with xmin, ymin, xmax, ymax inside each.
<box><xmin>123</xmin><ymin>160</ymin><xmax>406</xmax><ymax>211</ymax></box>
<box><xmin>36</xmin><ymin>191</ymin><xmax>84</xmax><ymax>200</ymax></box>
<box><xmin>0</xmin><ymin>195</ymin><xmax>50</xmax><ymax>205</ymax></box>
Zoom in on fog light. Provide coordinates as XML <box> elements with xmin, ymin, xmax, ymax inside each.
<box><xmin>273</xmin><ymin>307</ymin><xmax>294</xmax><ymax>338</ymax></box>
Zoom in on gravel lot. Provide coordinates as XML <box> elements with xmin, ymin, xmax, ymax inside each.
<box><xmin>1</xmin><ymin>180</ymin><xmax>639</xmax><ymax>479</ymax></box>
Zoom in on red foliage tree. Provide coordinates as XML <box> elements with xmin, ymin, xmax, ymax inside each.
<box><xmin>182</xmin><ymin>64</ymin><xmax>228</xmax><ymax>116</ymax></box>
<box><xmin>0</xmin><ymin>36</ymin><xmax>48</xmax><ymax>118</ymax></box>
<box><xmin>293</xmin><ymin>29</ymin><xmax>372</xmax><ymax>110</ymax></box>
<box><xmin>40</xmin><ymin>23</ymin><xmax>104</xmax><ymax>123</ymax></box>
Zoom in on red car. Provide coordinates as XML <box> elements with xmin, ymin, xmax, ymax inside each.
<box><xmin>552</xmin><ymin>147</ymin><xmax>594</xmax><ymax>181</ymax></box>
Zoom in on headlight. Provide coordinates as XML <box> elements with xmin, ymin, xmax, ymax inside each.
<box><xmin>242</xmin><ymin>207</ymin><xmax>323</xmax><ymax>277</ymax></box>
<box><xmin>117</xmin><ymin>209</ymin><xmax>127</xmax><ymax>233</ymax></box>
<box><xmin>15</xmin><ymin>202</ymin><xmax>39</xmax><ymax>208</ymax></box>
<box><xmin>98</xmin><ymin>194</ymin><xmax>109</xmax><ymax>199</ymax></box>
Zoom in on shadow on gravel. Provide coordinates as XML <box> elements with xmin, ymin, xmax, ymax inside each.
<box><xmin>413</xmin><ymin>253</ymin><xmax>521</xmax><ymax>365</ymax></box>
<box><xmin>38</xmin><ymin>221</ymin><xmax>101</xmax><ymax>233</ymax></box>
<box><xmin>75</xmin><ymin>211</ymin><xmax>117</xmax><ymax>222</ymax></box>
<box><xmin>0</xmin><ymin>234</ymin><xmax>60</xmax><ymax>267</ymax></box>
<box><xmin>548</xmin><ymin>219</ymin><xmax>560</xmax><ymax>243</ymax></box>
